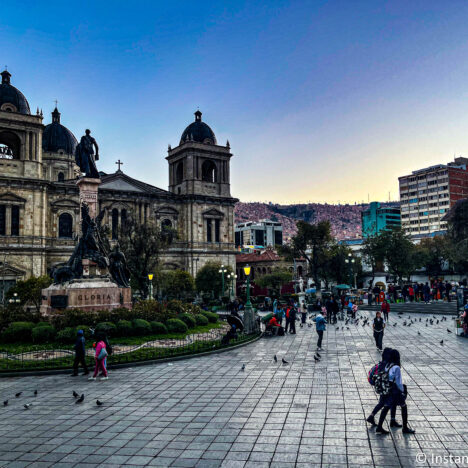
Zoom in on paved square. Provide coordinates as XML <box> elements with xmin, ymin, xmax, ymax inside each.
<box><xmin>0</xmin><ymin>310</ymin><xmax>467</xmax><ymax>468</ymax></box>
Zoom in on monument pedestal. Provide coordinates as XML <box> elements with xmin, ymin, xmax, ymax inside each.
<box><xmin>41</xmin><ymin>277</ymin><xmax>132</xmax><ymax>315</ymax></box>
<box><xmin>76</xmin><ymin>177</ymin><xmax>101</xmax><ymax>218</ymax></box>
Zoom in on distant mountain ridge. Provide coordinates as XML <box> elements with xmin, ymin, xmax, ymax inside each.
<box><xmin>234</xmin><ymin>201</ymin><xmax>400</xmax><ymax>241</ymax></box>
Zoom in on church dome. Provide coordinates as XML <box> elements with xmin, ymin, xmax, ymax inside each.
<box><xmin>0</xmin><ymin>70</ymin><xmax>31</xmax><ymax>114</ymax></box>
<box><xmin>42</xmin><ymin>108</ymin><xmax>78</xmax><ymax>155</ymax></box>
<box><xmin>180</xmin><ymin>110</ymin><xmax>217</xmax><ymax>145</ymax></box>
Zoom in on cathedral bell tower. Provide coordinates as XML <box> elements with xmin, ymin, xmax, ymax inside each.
<box><xmin>0</xmin><ymin>70</ymin><xmax>44</xmax><ymax>179</ymax></box>
<box><xmin>166</xmin><ymin>111</ymin><xmax>232</xmax><ymax>197</ymax></box>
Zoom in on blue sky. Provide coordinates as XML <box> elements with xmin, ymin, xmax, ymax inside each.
<box><xmin>3</xmin><ymin>1</ymin><xmax>468</xmax><ymax>203</ymax></box>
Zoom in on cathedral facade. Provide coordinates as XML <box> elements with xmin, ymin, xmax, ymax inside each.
<box><xmin>0</xmin><ymin>70</ymin><xmax>237</xmax><ymax>298</ymax></box>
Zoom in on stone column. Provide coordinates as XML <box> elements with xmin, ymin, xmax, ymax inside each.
<box><xmin>76</xmin><ymin>177</ymin><xmax>101</xmax><ymax>219</ymax></box>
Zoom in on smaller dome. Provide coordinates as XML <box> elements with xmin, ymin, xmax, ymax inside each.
<box><xmin>42</xmin><ymin>108</ymin><xmax>78</xmax><ymax>155</ymax></box>
<box><xmin>180</xmin><ymin>110</ymin><xmax>217</xmax><ymax>145</ymax></box>
<box><xmin>0</xmin><ymin>70</ymin><xmax>31</xmax><ymax>114</ymax></box>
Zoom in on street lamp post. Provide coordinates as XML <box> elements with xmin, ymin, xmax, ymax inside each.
<box><xmin>227</xmin><ymin>273</ymin><xmax>237</xmax><ymax>299</ymax></box>
<box><xmin>243</xmin><ymin>265</ymin><xmax>257</xmax><ymax>334</ymax></box>
<box><xmin>345</xmin><ymin>254</ymin><xmax>355</xmax><ymax>289</ymax></box>
<box><xmin>218</xmin><ymin>265</ymin><xmax>227</xmax><ymax>298</ymax></box>
<box><xmin>148</xmin><ymin>273</ymin><xmax>154</xmax><ymax>300</ymax></box>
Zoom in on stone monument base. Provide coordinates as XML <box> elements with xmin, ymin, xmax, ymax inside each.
<box><xmin>40</xmin><ymin>277</ymin><xmax>132</xmax><ymax>315</ymax></box>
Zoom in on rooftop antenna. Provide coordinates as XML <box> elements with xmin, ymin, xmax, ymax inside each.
<box><xmin>54</xmin><ymin>99</ymin><xmax>58</xmax><ymax>108</ymax></box>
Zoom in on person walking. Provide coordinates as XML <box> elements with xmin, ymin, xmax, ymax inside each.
<box><xmin>314</xmin><ymin>311</ymin><xmax>326</xmax><ymax>351</ymax></box>
<box><xmin>284</xmin><ymin>306</ymin><xmax>291</xmax><ymax>333</ymax></box>
<box><xmin>88</xmin><ymin>334</ymin><xmax>108</xmax><ymax>381</ymax></box>
<box><xmin>381</xmin><ymin>300</ymin><xmax>390</xmax><ymax>322</ymax></box>
<box><xmin>375</xmin><ymin>349</ymin><xmax>415</xmax><ymax>435</ymax></box>
<box><xmin>423</xmin><ymin>282</ymin><xmax>431</xmax><ymax>303</ymax></box>
<box><xmin>300</xmin><ymin>301</ymin><xmax>307</xmax><ymax>326</ymax></box>
<box><xmin>71</xmin><ymin>329</ymin><xmax>89</xmax><ymax>377</ymax></box>
<box><xmin>366</xmin><ymin>348</ymin><xmax>401</xmax><ymax>428</ymax></box>
<box><xmin>289</xmin><ymin>306</ymin><xmax>297</xmax><ymax>334</ymax></box>
<box><xmin>373</xmin><ymin>311</ymin><xmax>385</xmax><ymax>351</ymax></box>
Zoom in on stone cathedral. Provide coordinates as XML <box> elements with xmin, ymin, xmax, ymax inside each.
<box><xmin>0</xmin><ymin>70</ymin><xmax>237</xmax><ymax>297</ymax></box>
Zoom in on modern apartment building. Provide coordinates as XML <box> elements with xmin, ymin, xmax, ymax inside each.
<box><xmin>361</xmin><ymin>202</ymin><xmax>401</xmax><ymax>237</ymax></box>
<box><xmin>235</xmin><ymin>220</ymin><xmax>283</xmax><ymax>247</ymax></box>
<box><xmin>399</xmin><ymin>157</ymin><xmax>468</xmax><ymax>236</ymax></box>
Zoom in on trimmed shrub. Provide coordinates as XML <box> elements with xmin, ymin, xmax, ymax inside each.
<box><xmin>56</xmin><ymin>327</ymin><xmax>76</xmax><ymax>344</ymax></box>
<box><xmin>194</xmin><ymin>314</ymin><xmax>209</xmax><ymax>326</ymax></box>
<box><xmin>95</xmin><ymin>321</ymin><xmax>117</xmax><ymax>337</ymax></box>
<box><xmin>150</xmin><ymin>321</ymin><xmax>168</xmax><ymax>335</ymax></box>
<box><xmin>201</xmin><ymin>311</ymin><xmax>219</xmax><ymax>323</ymax></box>
<box><xmin>179</xmin><ymin>313</ymin><xmax>196</xmax><ymax>329</ymax></box>
<box><xmin>32</xmin><ymin>325</ymin><xmax>56</xmax><ymax>343</ymax></box>
<box><xmin>166</xmin><ymin>318</ymin><xmax>188</xmax><ymax>334</ymax></box>
<box><xmin>133</xmin><ymin>300</ymin><xmax>172</xmax><ymax>323</ymax></box>
<box><xmin>116</xmin><ymin>320</ymin><xmax>133</xmax><ymax>337</ymax></box>
<box><xmin>1</xmin><ymin>321</ymin><xmax>35</xmax><ymax>343</ymax></box>
<box><xmin>132</xmin><ymin>319</ymin><xmax>151</xmax><ymax>336</ymax></box>
<box><xmin>165</xmin><ymin>299</ymin><xmax>185</xmax><ymax>316</ymax></box>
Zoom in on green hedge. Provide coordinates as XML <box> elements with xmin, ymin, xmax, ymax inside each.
<box><xmin>150</xmin><ymin>321</ymin><xmax>168</xmax><ymax>334</ymax></box>
<box><xmin>194</xmin><ymin>314</ymin><xmax>209</xmax><ymax>326</ymax></box>
<box><xmin>95</xmin><ymin>322</ymin><xmax>117</xmax><ymax>337</ymax></box>
<box><xmin>1</xmin><ymin>322</ymin><xmax>35</xmax><ymax>343</ymax></box>
<box><xmin>56</xmin><ymin>327</ymin><xmax>76</xmax><ymax>344</ymax></box>
<box><xmin>117</xmin><ymin>320</ymin><xmax>133</xmax><ymax>337</ymax></box>
<box><xmin>132</xmin><ymin>319</ymin><xmax>151</xmax><ymax>336</ymax></box>
<box><xmin>201</xmin><ymin>311</ymin><xmax>219</xmax><ymax>323</ymax></box>
<box><xmin>32</xmin><ymin>325</ymin><xmax>56</xmax><ymax>344</ymax></box>
<box><xmin>166</xmin><ymin>318</ymin><xmax>188</xmax><ymax>334</ymax></box>
<box><xmin>179</xmin><ymin>313</ymin><xmax>196</xmax><ymax>328</ymax></box>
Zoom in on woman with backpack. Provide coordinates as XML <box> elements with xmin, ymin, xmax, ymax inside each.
<box><xmin>88</xmin><ymin>333</ymin><xmax>108</xmax><ymax>381</ymax></box>
<box><xmin>366</xmin><ymin>348</ymin><xmax>401</xmax><ymax>428</ymax></box>
<box><xmin>375</xmin><ymin>349</ymin><xmax>415</xmax><ymax>435</ymax></box>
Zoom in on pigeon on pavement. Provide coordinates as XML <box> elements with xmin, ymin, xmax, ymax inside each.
<box><xmin>3</xmin><ymin>400</ymin><xmax>7</xmax><ymax>406</ymax></box>
<box><xmin>274</xmin><ymin>355</ymin><xmax>277</xmax><ymax>363</ymax></box>
<box><xmin>75</xmin><ymin>394</ymin><xmax>84</xmax><ymax>404</ymax></box>
<box><xmin>241</xmin><ymin>364</ymin><xmax>245</xmax><ymax>371</ymax></box>
<box><xmin>447</xmin><ymin>329</ymin><xmax>452</xmax><ymax>333</ymax></box>
<box><xmin>15</xmin><ymin>392</ymin><xmax>22</xmax><ymax>398</ymax></box>
<box><xmin>282</xmin><ymin>358</ymin><xmax>288</xmax><ymax>364</ymax></box>
<box><xmin>73</xmin><ymin>391</ymin><xmax>79</xmax><ymax>398</ymax></box>
<box><xmin>34</xmin><ymin>390</ymin><xmax>37</xmax><ymax>396</ymax></box>
<box><xmin>440</xmin><ymin>340</ymin><xmax>444</xmax><ymax>345</ymax></box>
<box><xmin>23</xmin><ymin>404</ymin><xmax>31</xmax><ymax>410</ymax></box>
<box><xmin>96</xmin><ymin>400</ymin><xmax>103</xmax><ymax>406</ymax></box>
<box><xmin>314</xmin><ymin>355</ymin><xmax>320</xmax><ymax>362</ymax></box>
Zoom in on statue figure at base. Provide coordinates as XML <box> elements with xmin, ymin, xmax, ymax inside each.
<box><xmin>109</xmin><ymin>244</ymin><xmax>131</xmax><ymax>288</ymax></box>
<box><xmin>75</xmin><ymin>129</ymin><xmax>100</xmax><ymax>178</ymax></box>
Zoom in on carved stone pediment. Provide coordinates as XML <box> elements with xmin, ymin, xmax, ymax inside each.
<box><xmin>155</xmin><ymin>206</ymin><xmax>179</xmax><ymax>219</ymax></box>
<box><xmin>0</xmin><ymin>262</ymin><xmax>26</xmax><ymax>277</ymax></box>
<box><xmin>202</xmin><ymin>208</ymin><xmax>224</xmax><ymax>219</ymax></box>
<box><xmin>0</xmin><ymin>192</ymin><xmax>26</xmax><ymax>204</ymax></box>
<box><xmin>50</xmin><ymin>199</ymin><xmax>80</xmax><ymax>213</ymax></box>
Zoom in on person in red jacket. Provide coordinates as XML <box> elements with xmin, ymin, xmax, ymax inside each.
<box><xmin>381</xmin><ymin>300</ymin><xmax>390</xmax><ymax>322</ymax></box>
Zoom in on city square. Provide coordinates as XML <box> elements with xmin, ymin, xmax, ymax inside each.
<box><xmin>2</xmin><ymin>2</ymin><xmax>468</xmax><ymax>468</ymax></box>
<box><xmin>1</xmin><ymin>308</ymin><xmax>467</xmax><ymax>468</ymax></box>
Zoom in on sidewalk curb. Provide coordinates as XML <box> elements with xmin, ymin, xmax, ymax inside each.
<box><xmin>0</xmin><ymin>333</ymin><xmax>263</xmax><ymax>378</ymax></box>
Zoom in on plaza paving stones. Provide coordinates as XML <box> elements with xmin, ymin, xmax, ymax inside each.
<box><xmin>0</xmin><ymin>309</ymin><xmax>467</xmax><ymax>468</ymax></box>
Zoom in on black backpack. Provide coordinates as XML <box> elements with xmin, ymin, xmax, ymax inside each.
<box><xmin>374</xmin><ymin>364</ymin><xmax>394</xmax><ymax>395</ymax></box>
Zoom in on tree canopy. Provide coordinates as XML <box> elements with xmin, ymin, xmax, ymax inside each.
<box><xmin>255</xmin><ymin>268</ymin><xmax>292</xmax><ymax>296</ymax></box>
<box><xmin>195</xmin><ymin>262</ymin><xmax>233</xmax><ymax>297</ymax></box>
<box><xmin>5</xmin><ymin>275</ymin><xmax>52</xmax><ymax>312</ymax></box>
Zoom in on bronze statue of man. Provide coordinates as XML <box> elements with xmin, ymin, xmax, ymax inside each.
<box><xmin>75</xmin><ymin>129</ymin><xmax>100</xmax><ymax>178</ymax></box>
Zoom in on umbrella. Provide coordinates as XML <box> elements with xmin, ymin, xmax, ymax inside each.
<box><xmin>335</xmin><ymin>284</ymin><xmax>351</xmax><ymax>290</ymax></box>
<box><xmin>227</xmin><ymin>314</ymin><xmax>244</xmax><ymax>331</ymax></box>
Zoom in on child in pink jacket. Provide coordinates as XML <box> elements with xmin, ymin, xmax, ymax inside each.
<box><xmin>88</xmin><ymin>335</ymin><xmax>108</xmax><ymax>380</ymax></box>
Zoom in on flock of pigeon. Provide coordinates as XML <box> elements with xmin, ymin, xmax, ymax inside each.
<box><xmin>2</xmin><ymin>388</ymin><xmax>103</xmax><ymax>410</ymax></box>
<box><xmin>240</xmin><ymin>310</ymin><xmax>456</xmax><ymax>371</ymax></box>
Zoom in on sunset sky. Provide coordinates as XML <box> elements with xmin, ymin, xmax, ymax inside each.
<box><xmin>3</xmin><ymin>1</ymin><xmax>468</xmax><ymax>204</ymax></box>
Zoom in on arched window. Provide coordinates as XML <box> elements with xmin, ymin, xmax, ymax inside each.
<box><xmin>161</xmin><ymin>218</ymin><xmax>173</xmax><ymax>243</ymax></box>
<box><xmin>121</xmin><ymin>209</ymin><xmax>127</xmax><ymax>227</ymax></box>
<box><xmin>0</xmin><ymin>131</ymin><xmax>21</xmax><ymax>159</ymax></box>
<box><xmin>57</xmin><ymin>172</ymin><xmax>65</xmax><ymax>182</ymax></box>
<box><xmin>175</xmin><ymin>162</ymin><xmax>184</xmax><ymax>185</ymax></box>
<box><xmin>202</xmin><ymin>160</ymin><xmax>217</xmax><ymax>183</ymax></box>
<box><xmin>112</xmin><ymin>208</ymin><xmax>119</xmax><ymax>239</ymax></box>
<box><xmin>58</xmin><ymin>213</ymin><xmax>73</xmax><ymax>238</ymax></box>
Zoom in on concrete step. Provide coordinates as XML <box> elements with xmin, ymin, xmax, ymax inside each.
<box><xmin>362</xmin><ymin>301</ymin><xmax>458</xmax><ymax>315</ymax></box>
